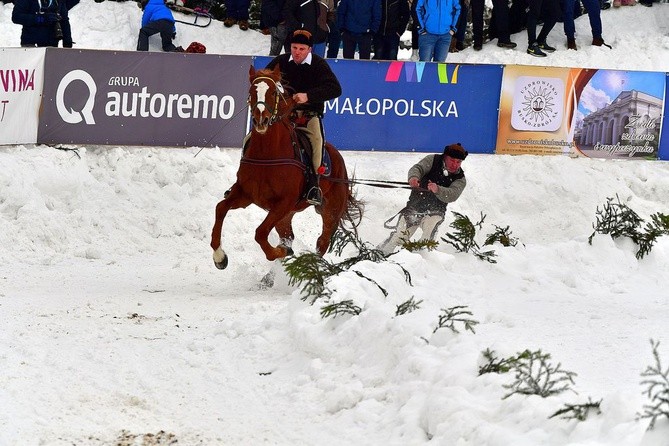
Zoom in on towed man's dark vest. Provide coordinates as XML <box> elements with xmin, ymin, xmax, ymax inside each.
<box><xmin>406</xmin><ymin>154</ymin><xmax>465</xmax><ymax>215</ymax></box>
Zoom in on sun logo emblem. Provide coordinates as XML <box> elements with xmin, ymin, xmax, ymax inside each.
<box><xmin>511</xmin><ymin>76</ymin><xmax>564</xmax><ymax>131</ymax></box>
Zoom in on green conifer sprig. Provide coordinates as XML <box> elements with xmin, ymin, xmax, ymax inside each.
<box><xmin>320</xmin><ymin>300</ymin><xmax>362</xmax><ymax>318</ymax></box>
<box><xmin>589</xmin><ymin>196</ymin><xmax>669</xmax><ymax>259</ymax></box>
<box><xmin>432</xmin><ymin>305</ymin><xmax>479</xmax><ymax>334</ymax></box>
<box><xmin>401</xmin><ymin>238</ymin><xmax>440</xmax><ymax>252</ymax></box>
<box><xmin>484</xmin><ymin>225</ymin><xmax>519</xmax><ymax>247</ymax></box>
<box><xmin>395</xmin><ymin>297</ymin><xmax>423</xmax><ymax>316</ymax></box>
<box><xmin>502</xmin><ymin>349</ymin><xmax>577</xmax><ymax>399</ymax></box>
<box><xmin>549</xmin><ymin>398</ymin><xmax>602</xmax><ymax>421</ymax></box>
<box><xmin>441</xmin><ymin>212</ymin><xmax>498</xmax><ymax>263</ymax></box>
<box><xmin>478</xmin><ymin>348</ymin><xmax>519</xmax><ymax>375</ymax></box>
<box><xmin>282</xmin><ymin>253</ymin><xmax>338</xmax><ymax>304</ymax></box>
<box><xmin>639</xmin><ymin>339</ymin><xmax>669</xmax><ymax>430</ymax></box>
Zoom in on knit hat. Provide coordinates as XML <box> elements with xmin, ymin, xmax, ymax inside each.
<box><xmin>291</xmin><ymin>29</ymin><xmax>313</xmax><ymax>47</ymax></box>
<box><xmin>443</xmin><ymin>143</ymin><xmax>468</xmax><ymax>160</ymax></box>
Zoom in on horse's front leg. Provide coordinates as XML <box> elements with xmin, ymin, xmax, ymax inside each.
<box><xmin>211</xmin><ymin>186</ymin><xmax>251</xmax><ymax>270</ymax></box>
<box><xmin>255</xmin><ymin>205</ymin><xmax>295</xmax><ymax>261</ymax></box>
<box><xmin>275</xmin><ymin>213</ymin><xmax>296</xmax><ymax>257</ymax></box>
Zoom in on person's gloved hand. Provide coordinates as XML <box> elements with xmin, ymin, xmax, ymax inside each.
<box><xmin>408</xmin><ymin>177</ymin><xmax>420</xmax><ymax>188</ymax></box>
<box><xmin>427</xmin><ymin>181</ymin><xmax>439</xmax><ymax>193</ymax></box>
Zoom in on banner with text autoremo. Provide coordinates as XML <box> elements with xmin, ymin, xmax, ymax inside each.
<box><xmin>254</xmin><ymin>57</ymin><xmax>503</xmax><ymax>153</ymax></box>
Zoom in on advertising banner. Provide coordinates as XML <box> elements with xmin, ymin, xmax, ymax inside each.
<box><xmin>255</xmin><ymin>57</ymin><xmax>503</xmax><ymax>153</ymax></box>
<box><xmin>0</xmin><ymin>48</ymin><xmax>45</xmax><ymax>145</ymax></box>
<box><xmin>496</xmin><ymin>65</ymin><xmax>665</xmax><ymax>159</ymax></box>
<box><xmin>659</xmin><ymin>73</ymin><xmax>669</xmax><ymax>161</ymax></box>
<box><xmin>39</xmin><ymin>49</ymin><xmax>251</xmax><ymax>147</ymax></box>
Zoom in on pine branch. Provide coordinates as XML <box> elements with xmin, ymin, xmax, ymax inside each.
<box><xmin>549</xmin><ymin>398</ymin><xmax>602</xmax><ymax>421</ymax></box>
<box><xmin>320</xmin><ymin>300</ymin><xmax>362</xmax><ymax>319</ymax></box>
<box><xmin>502</xmin><ymin>349</ymin><xmax>577</xmax><ymax>399</ymax></box>
<box><xmin>282</xmin><ymin>253</ymin><xmax>339</xmax><ymax>304</ymax></box>
<box><xmin>639</xmin><ymin>339</ymin><xmax>669</xmax><ymax>429</ymax></box>
<box><xmin>441</xmin><ymin>212</ymin><xmax>497</xmax><ymax>263</ymax></box>
<box><xmin>401</xmin><ymin>238</ymin><xmax>439</xmax><ymax>252</ymax></box>
<box><xmin>478</xmin><ymin>348</ymin><xmax>518</xmax><ymax>375</ymax></box>
<box><xmin>432</xmin><ymin>305</ymin><xmax>479</xmax><ymax>334</ymax></box>
<box><xmin>484</xmin><ymin>225</ymin><xmax>520</xmax><ymax>247</ymax></box>
<box><xmin>395</xmin><ymin>297</ymin><xmax>423</xmax><ymax>316</ymax></box>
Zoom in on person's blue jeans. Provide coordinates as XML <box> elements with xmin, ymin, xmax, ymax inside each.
<box><xmin>418</xmin><ymin>32</ymin><xmax>452</xmax><ymax>62</ymax></box>
<box><xmin>561</xmin><ymin>0</ymin><xmax>602</xmax><ymax>39</ymax></box>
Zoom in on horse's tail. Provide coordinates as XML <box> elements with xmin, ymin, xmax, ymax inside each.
<box><xmin>340</xmin><ymin>176</ymin><xmax>364</xmax><ymax>236</ymax></box>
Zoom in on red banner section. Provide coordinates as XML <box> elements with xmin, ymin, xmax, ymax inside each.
<box><xmin>38</xmin><ymin>49</ymin><xmax>252</xmax><ymax>148</ymax></box>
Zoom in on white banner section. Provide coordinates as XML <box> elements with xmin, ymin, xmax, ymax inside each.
<box><xmin>0</xmin><ymin>48</ymin><xmax>45</xmax><ymax>144</ymax></box>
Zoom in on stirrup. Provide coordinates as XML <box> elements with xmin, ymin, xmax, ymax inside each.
<box><xmin>306</xmin><ymin>186</ymin><xmax>322</xmax><ymax>205</ymax></box>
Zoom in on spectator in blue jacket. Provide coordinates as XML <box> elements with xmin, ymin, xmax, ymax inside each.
<box><xmin>373</xmin><ymin>0</ymin><xmax>410</xmax><ymax>60</ymax></box>
<box><xmin>337</xmin><ymin>0</ymin><xmax>381</xmax><ymax>60</ymax></box>
<box><xmin>414</xmin><ymin>0</ymin><xmax>460</xmax><ymax>62</ymax></box>
<box><xmin>137</xmin><ymin>0</ymin><xmax>181</xmax><ymax>52</ymax></box>
<box><xmin>12</xmin><ymin>0</ymin><xmax>73</xmax><ymax>48</ymax></box>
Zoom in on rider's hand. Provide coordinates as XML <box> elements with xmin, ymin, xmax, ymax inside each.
<box><xmin>293</xmin><ymin>93</ymin><xmax>308</xmax><ymax>104</ymax></box>
<box><xmin>427</xmin><ymin>181</ymin><xmax>438</xmax><ymax>193</ymax></box>
<box><xmin>408</xmin><ymin>177</ymin><xmax>419</xmax><ymax>188</ymax></box>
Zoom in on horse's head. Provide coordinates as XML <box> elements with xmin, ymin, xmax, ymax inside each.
<box><xmin>248</xmin><ymin>65</ymin><xmax>290</xmax><ymax>134</ymax></box>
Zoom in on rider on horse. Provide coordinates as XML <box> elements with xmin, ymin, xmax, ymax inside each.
<box><xmin>264</xmin><ymin>29</ymin><xmax>342</xmax><ymax>206</ymax></box>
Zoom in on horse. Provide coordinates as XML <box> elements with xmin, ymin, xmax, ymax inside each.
<box><xmin>210</xmin><ymin>65</ymin><xmax>362</xmax><ymax>269</ymax></box>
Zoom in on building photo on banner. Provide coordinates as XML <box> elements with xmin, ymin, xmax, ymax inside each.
<box><xmin>2</xmin><ymin>1</ymin><xmax>669</xmax><ymax>445</ymax></box>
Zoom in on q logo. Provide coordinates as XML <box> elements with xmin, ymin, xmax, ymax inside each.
<box><xmin>56</xmin><ymin>70</ymin><xmax>97</xmax><ymax>124</ymax></box>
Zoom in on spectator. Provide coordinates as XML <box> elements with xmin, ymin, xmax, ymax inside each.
<box><xmin>450</xmin><ymin>0</ymin><xmax>466</xmax><ymax>52</ymax></box>
<box><xmin>526</xmin><ymin>0</ymin><xmax>560</xmax><ymax>57</ymax></box>
<box><xmin>378</xmin><ymin>143</ymin><xmax>468</xmax><ymax>255</ymax></box>
<box><xmin>562</xmin><ymin>0</ymin><xmax>610</xmax><ymax>50</ymax></box>
<box><xmin>223</xmin><ymin>0</ymin><xmax>251</xmax><ymax>30</ymax></box>
<box><xmin>12</xmin><ymin>0</ymin><xmax>73</xmax><ymax>48</ymax></box>
<box><xmin>470</xmin><ymin>0</ymin><xmax>484</xmax><ymax>50</ymax></box>
<box><xmin>326</xmin><ymin>0</ymin><xmax>341</xmax><ymax>58</ymax></box>
<box><xmin>261</xmin><ymin>0</ymin><xmax>287</xmax><ymax>55</ymax></box>
<box><xmin>373</xmin><ymin>0</ymin><xmax>410</xmax><ymax>60</ymax></box>
<box><xmin>283</xmin><ymin>0</ymin><xmax>335</xmax><ymax>57</ymax></box>
<box><xmin>337</xmin><ymin>0</ymin><xmax>381</xmax><ymax>60</ymax></box>
<box><xmin>137</xmin><ymin>0</ymin><xmax>182</xmax><ymax>52</ymax></box>
<box><xmin>409</xmin><ymin>0</ymin><xmax>420</xmax><ymax>60</ymax></box>
<box><xmin>414</xmin><ymin>0</ymin><xmax>460</xmax><ymax>62</ymax></box>
<box><xmin>490</xmin><ymin>0</ymin><xmax>517</xmax><ymax>48</ymax></box>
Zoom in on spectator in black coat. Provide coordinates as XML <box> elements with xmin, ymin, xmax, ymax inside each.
<box><xmin>12</xmin><ymin>0</ymin><xmax>73</xmax><ymax>48</ymax></box>
<box><xmin>261</xmin><ymin>0</ymin><xmax>287</xmax><ymax>55</ymax></box>
<box><xmin>373</xmin><ymin>0</ymin><xmax>410</xmax><ymax>60</ymax></box>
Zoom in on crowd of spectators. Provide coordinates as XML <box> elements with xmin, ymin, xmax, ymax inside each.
<box><xmin>8</xmin><ymin>0</ymin><xmax>663</xmax><ymax>55</ymax></box>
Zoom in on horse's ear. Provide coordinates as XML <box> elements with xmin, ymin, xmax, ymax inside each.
<box><xmin>249</xmin><ymin>65</ymin><xmax>256</xmax><ymax>82</ymax></box>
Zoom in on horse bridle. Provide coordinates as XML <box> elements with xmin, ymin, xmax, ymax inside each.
<box><xmin>249</xmin><ymin>76</ymin><xmax>290</xmax><ymax>126</ymax></box>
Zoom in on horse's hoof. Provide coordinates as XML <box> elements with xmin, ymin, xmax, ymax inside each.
<box><xmin>214</xmin><ymin>256</ymin><xmax>228</xmax><ymax>270</ymax></box>
<box><xmin>286</xmin><ymin>246</ymin><xmax>294</xmax><ymax>256</ymax></box>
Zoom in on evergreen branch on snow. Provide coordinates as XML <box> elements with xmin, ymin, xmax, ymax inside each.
<box><xmin>401</xmin><ymin>238</ymin><xmax>439</xmax><ymax>252</ymax></box>
<box><xmin>484</xmin><ymin>225</ymin><xmax>520</xmax><ymax>247</ymax></box>
<box><xmin>441</xmin><ymin>212</ymin><xmax>497</xmax><ymax>263</ymax></box>
<box><xmin>549</xmin><ymin>398</ymin><xmax>602</xmax><ymax>421</ymax></box>
<box><xmin>588</xmin><ymin>196</ymin><xmax>669</xmax><ymax>259</ymax></box>
<box><xmin>478</xmin><ymin>348</ymin><xmax>519</xmax><ymax>375</ymax></box>
<box><xmin>502</xmin><ymin>349</ymin><xmax>577</xmax><ymax>399</ymax></box>
<box><xmin>639</xmin><ymin>339</ymin><xmax>669</xmax><ymax>430</ymax></box>
<box><xmin>432</xmin><ymin>305</ymin><xmax>479</xmax><ymax>334</ymax></box>
<box><xmin>320</xmin><ymin>300</ymin><xmax>362</xmax><ymax>318</ymax></box>
<box><xmin>395</xmin><ymin>297</ymin><xmax>423</xmax><ymax>316</ymax></box>
<box><xmin>282</xmin><ymin>253</ymin><xmax>338</xmax><ymax>304</ymax></box>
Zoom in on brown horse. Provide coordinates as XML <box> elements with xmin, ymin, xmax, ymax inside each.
<box><xmin>210</xmin><ymin>65</ymin><xmax>362</xmax><ymax>269</ymax></box>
